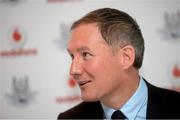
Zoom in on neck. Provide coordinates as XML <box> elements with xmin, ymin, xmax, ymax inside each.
<box><xmin>101</xmin><ymin>69</ymin><xmax>140</xmax><ymax>110</ymax></box>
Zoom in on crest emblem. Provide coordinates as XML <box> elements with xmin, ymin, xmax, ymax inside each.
<box><xmin>159</xmin><ymin>10</ymin><xmax>180</xmax><ymax>40</ymax></box>
<box><xmin>54</xmin><ymin>23</ymin><xmax>71</xmax><ymax>50</ymax></box>
<box><xmin>5</xmin><ymin>76</ymin><xmax>37</xmax><ymax>106</ymax></box>
<box><xmin>7</xmin><ymin>26</ymin><xmax>27</xmax><ymax>49</ymax></box>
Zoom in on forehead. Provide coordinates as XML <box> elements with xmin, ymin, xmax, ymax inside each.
<box><xmin>67</xmin><ymin>23</ymin><xmax>107</xmax><ymax>51</ymax></box>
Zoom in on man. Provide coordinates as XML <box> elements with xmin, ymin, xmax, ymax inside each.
<box><xmin>58</xmin><ymin>8</ymin><xmax>180</xmax><ymax>119</ymax></box>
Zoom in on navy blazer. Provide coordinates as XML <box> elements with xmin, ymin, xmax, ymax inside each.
<box><xmin>58</xmin><ymin>81</ymin><xmax>180</xmax><ymax>119</ymax></box>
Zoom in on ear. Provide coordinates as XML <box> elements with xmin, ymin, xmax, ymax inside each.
<box><xmin>119</xmin><ymin>45</ymin><xmax>135</xmax><ymax>69</ymax></box>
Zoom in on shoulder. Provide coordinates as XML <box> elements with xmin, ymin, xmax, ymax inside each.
<box><xmin>57</xmin><ymin>101</ymin><xmax>104</xmax><ymax>119</ymax></box>
<box><xmin>146</xmin><ymin>80</ymin><xmax>180</xmax><ymax>101</ymax></box>
<box><xmin>146</xmin><ymin>80</ymin><xmax>180</xmax><ymax>118</ymax></box>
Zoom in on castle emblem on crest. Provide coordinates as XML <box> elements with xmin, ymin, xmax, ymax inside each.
<box><xmin>5</xmin><ymin>76</ymin><xmax>37</xmax><ymax>106</ymax></box>
<box><xmin>159</xmin><ymin>10</ymin><xmax>180</xmax><ymax>40</ymax></box>
<box><xmin>54</xmin><ymin>23</ymin><xmax>71</xmax><ymax>50</ymax></box>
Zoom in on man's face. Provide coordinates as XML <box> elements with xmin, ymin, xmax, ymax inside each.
<box><xmin>67</xmin><ymin>23</ymin><xmax>124</xmax><ymax>102</ymax></box>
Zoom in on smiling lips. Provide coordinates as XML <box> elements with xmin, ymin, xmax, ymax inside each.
<box><xmin>77</xmin><ymin>80</ymin><xmax>91</xmax><ymax>87</ymax></box>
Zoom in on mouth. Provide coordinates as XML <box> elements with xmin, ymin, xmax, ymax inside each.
<box><xmin>77</xmin><ymin>80</ymin><xmax>91</xmax><ymax>87</ymax></box>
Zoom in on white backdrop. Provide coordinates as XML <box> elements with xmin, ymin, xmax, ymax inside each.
<box><xmin>0</xmin><ymin>0</ymin><xmax>180</xmax><ymax>119</ymax></box>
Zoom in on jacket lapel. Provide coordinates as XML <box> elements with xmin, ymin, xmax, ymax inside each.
<box><xmin>91</xmin><ymin>101</ymin><xmax>104</xmax><ymax>118</ymax></box>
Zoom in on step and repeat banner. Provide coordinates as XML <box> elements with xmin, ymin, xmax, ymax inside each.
<box><xmin>0</xmin><ymin>0</ymin><xmax>180</xmax><ymax>119</ymax></box>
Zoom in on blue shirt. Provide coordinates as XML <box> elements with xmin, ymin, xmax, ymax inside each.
<box><xmin>101</xmin><ymin>76</ymin><xmax>148</xmax><ymax>119</ymax></box>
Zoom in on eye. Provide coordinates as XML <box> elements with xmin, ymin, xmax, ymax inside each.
<box><xmin>69</xmin><ymin>53</ymin><xmax>74</xmax><ymax>60</ymax></box>
<box><xmin>82</xmin><ymin>52</ymin><xmax>92</xmax><ymax>59</ymax></box>
<box><xmin>67</xmin><ymin>50</ymin><xmax>74</xmax><ymax>60</ymax></box>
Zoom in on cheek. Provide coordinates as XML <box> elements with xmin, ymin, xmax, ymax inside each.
<box><xmin>82</xmin><ymin>59</ymin><xmax>119</xmax><ymax>100</ymax></box>
<box><xmin>86</xmin><ymin>58</ymin><xmax>117</xmax><ymax>84</ymax></box>
<box><xmin>85</xmin><ymin>58</ymin><xmax>107</xmax><ymax>77</ymax></box>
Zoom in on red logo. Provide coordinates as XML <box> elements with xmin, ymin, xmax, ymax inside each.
<box><xmin>0</xmin><ymin>26</ymin><xmax>38</xmax><ymax>57</ymax></box>
<box><xmin>8</xmin><ymin>26</ymin><xmax>26</xmax><ymax>49</ymax></box>
<box><xmin>13</xmin><ymin>28</ymin><xmax>21</xmax><ymax>42</ymax></box>
<box><xmin>68</xmin><ymin>78</ymin><xmax>77</xmax><ymax>88</ymax></box>
<box><xmin>168</xmin><ymin>62</ymin><xmax>180</xmax><ymax>92</ymax></box>
<box><xmin>55</xmin><ymin>78</ymin><xmax>81</xmax><ymax>104</ymax></box>
<box><xmin>172</xmin><ymin>64</ymin><xmax>180</xmax><ymax>78</ymax></box>
<box><xmin>13</xmin><ymin>29</ymin><xmax>20</xmax><ymax>42</ymax></box>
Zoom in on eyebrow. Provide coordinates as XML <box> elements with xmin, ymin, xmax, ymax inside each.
<box><xmin>77</xmin><ymin>46</ymin><xmax>91</xmax><ymax>52</ymax></box>
<box><xmin>67</xmin><ymin>46</ymin><xmax>91</xmax><ymax>53</ymax></box>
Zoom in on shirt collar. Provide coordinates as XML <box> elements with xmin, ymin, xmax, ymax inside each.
<box><xmin>101</xmin><ymin>76</ymin><xmax>147</xmax><ymax>119</ymax></box>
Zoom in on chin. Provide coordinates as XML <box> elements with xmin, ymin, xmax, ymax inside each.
<box><xmin>81</xmin><ymin>93</ymin><xmax>99</xmax><ymax>102</ymax></box>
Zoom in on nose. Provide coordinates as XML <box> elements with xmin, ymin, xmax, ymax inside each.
<box><xmin>70</xmin><ymin>58</ymin><xmax>83</xmax><ymax>80</ymax></box>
